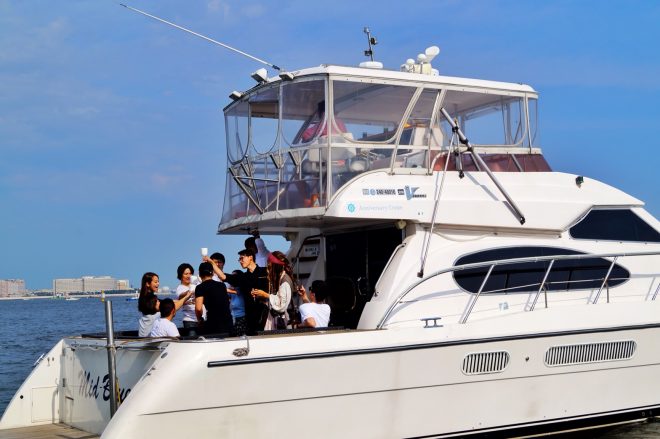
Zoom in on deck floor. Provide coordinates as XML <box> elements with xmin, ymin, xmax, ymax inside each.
<box><xmin>0</xmin><ymin>424</ymin><xmax>98</xmax><ymax>439</ymax></box>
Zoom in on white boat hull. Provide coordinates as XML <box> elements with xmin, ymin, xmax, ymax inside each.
<box><xmin>5</xmin><ymin>304</ymin><xmax>659</xmax><ymax>438</ymax></box>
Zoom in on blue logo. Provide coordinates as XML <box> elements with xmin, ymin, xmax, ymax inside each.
<box><xmin>347</xmin><ymin>203</ymin><xmax>356</xmax><ymax>213</ymax></box>
<box><xmin>404</xmin><ymin>185</ymin><xmax>419</xmax><ymax>200</ymax></box>
<box><xmin>370</xmin><ymin>189</ymin><xmax>376</xmax><ymax>195</ymax></box>
<box><xmin>404</xmin><ymin>185</ymin><xmax>427</xmax><ymax>200</ymax></box>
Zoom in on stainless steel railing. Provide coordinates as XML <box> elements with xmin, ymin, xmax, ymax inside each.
<box><xmin>376</xmin><ymin>250</ymin><xmax>660</xmax><ymax>329</ymax></box>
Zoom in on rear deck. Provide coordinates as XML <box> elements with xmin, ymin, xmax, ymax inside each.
<box><xmin>0</xmin><ymin>424</ymin><xmax>98</xmax><ymax>439</ymax></box>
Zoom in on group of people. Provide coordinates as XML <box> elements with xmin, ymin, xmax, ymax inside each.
<box><xmin>137</xmin><ymin>231</ymin><xmax>331</xmax><ymax>338</ymax></box>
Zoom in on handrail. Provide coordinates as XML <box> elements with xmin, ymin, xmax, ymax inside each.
<box><xmin>527</xmin><ymin>259</ymin><xmax>555</xmax><ymax>312</ymax></box>
<box><xmin>376</xmin><ymin>250</ymin><xmax>660</xmax><ymax>329</ymax></box>
<box><xmin>592</xmin><ymin>256</ymin><xmax>618</xmax><ymax>304</ymax></box>
<box><xmin>459</xmin><ymin>264</ymin><xmax>494</xmax><ymax>324</ymax></box>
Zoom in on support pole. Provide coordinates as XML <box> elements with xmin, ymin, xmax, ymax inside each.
<box><xmin>104</xmin><ymin>300</ymin><xmax>119</xmax><ymax>417</ymax></box>
<box><xmin>440</xmin><ymin>108</ymin><xmax>526</xmax><ymax>225</ymax></box>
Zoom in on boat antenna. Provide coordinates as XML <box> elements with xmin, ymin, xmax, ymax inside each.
<box><xmin>119</xmin><ymin>3</ymin><xmax>281</xmax><ymax>71</ymax></box>
<box><xmin>363</xmin><ymin>27</ymin><xmax>377</xmax><ymax>61</ymax></box>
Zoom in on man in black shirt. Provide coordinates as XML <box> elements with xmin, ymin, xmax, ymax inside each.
<box><xmin>206</xmin><ymin>248</ymin><xmax>268</xmax><ymax>335</ymax></box>
<box><xmin>195</xmin><ymin>262</ymin><xmax>234</xmax><ymax>335</ymax></box>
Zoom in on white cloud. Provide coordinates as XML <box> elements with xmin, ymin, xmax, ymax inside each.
<box><xmin>0</xmin><ymin>16</ymin><xmax>71</xmax><ymax>64</ymax></box>
<box><xmin>241</xmin><ymin>4</ymin><xmax>265</xmax><ymax>18</ymax></box>
<box><xmin>207</xmin><ymin>0</ymin><xmax>231</xmax><ymax>17</ymax></box>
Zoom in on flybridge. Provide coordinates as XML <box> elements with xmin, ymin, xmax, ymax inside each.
<box><xmin>219</xmin><ymin>64</ymin><xmax>547</xmax><ymax>232</ymax></box>
<box><xmin>117</xmin><ymin>2</ymin><xmax>543</xmax><ymax>232</ymax></box>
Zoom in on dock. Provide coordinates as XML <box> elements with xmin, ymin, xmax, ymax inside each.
<box><xmin>0</xmin><ymin>424</ymin><xmax>98</xmax><ymax>439</ymax></box>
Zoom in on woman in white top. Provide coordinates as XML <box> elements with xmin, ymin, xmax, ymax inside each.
<box><xmin>176</xmin><ymin>263</ymin><xmax>198</xmax><ymax>336</ymax></box>
<box><xmin>138</xmin><ymin>272</ymin><xmax>191</xmax><ymax>337</ymax></box>
<box><xmin>251</xmin><ymin>251</ymin><xmax>294</xmax><ymax>330</ymax></box>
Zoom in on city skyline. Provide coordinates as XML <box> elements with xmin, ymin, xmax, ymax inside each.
<box><xmin>1</xmin><ymin>1</ymin><xmax>659</xmax><ymax>289</ymax></box>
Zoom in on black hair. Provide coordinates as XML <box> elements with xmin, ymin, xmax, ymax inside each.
<box><xmin>310</xmin><ymin>280</ymin><xmax>328</xmax><ymax>302</ymax></box>
<box><xmin>159</xmin><ymin>298</ymin><xmax>175</xmax><ymax>318</ymax></box>
<box><xmin>138</xmin><ymin>293</ymin><xmax>159</xmax><ymax>315</ymax></box>
<box><xmin>177</xmin><ymin>263</ymin><xmax>194</xmax><ymax>280</ymax></box>
<box><xmin>138</xmin><ymin>272</ymin><xmax>159</xmax><ymax>315</ymax></box>
<box><xmin>238</xmin><ymin>248</ymin><xmax>255</xmax><ymax>258</ymax></box>
<box><xmin>198</xmin><ymin>262</ymin><xmax>214</xmax><ymax>278</ymax></box>
<box><xmin>210</xmin><ymin>252</ymin><xmax>225</xmax><ymax>264</ymax></box>
<box><xmin>244</xmin><ymin>237</ymin><xmax>257</xmax><ymax>251</ymax></box>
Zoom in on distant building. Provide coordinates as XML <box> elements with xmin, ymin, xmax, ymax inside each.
<box><xmin>0</xmin><ymin>279</ymin><xmax>26</xmax><ymax>298</ymax></box>
<box><xmin>53</xmin><ymin>276</ymin><xmax>131</xmax><ymax>294</ymax></box>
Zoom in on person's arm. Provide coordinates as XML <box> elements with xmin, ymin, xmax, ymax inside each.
<box><xmin>173</xmin><ymin>290</ymin><xmax>192</xmax><ymax>310</ymax></box>
<box><xmin>269</xmin><ymin>282</ymin><xmax>291</xmax><ymax>313</ymax></box>
<box><xmin>203</xmin><ymin>256</ymin><xmax>227</xmax><ymax>281</ymax></box>
<box><xmin>299</xmin><ymin>317</ymin><xmax>317</xmax><ymax>328</ymax></box>
<box><xmin>195</xmin><ymin>296</ymin><xmax>204</xmax><ymax>323</ymax></box>
<box><xmin>251</xmin><ymin>288</ymin><xmax>270</xmax><ymax>300</ymax></box>
<box><xmin>298</xmin><ymin>285</ymin><xmax>310</xmax><ymax>304</ymax></box>
<box><xmin>167</xmin><ymin>323</ymin><xmax>180</xmax><ymax>338</ymax></box>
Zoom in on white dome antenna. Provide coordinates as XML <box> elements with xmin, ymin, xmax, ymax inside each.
<box><xmin>401</xmin><ymin>44</ymin><xmax>441</xmax><ymax>75</ymax></box>
<box><xmin>425</xmin><ymin>46</ymin><xmax>440</xmax><ymax>63</ymax></box>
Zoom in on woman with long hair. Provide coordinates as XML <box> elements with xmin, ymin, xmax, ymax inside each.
<box><xmin>251</xmin><ymin>251</ymin><xmax>295</xmax><ymax>330</ymax></box>
<box><xmin>175</xmin><ymin>263</ymin><xmax>199</xmax><ymax>336</ymax></box>
<box><xmin>137</xmin><ymin>272</ymin><xmax>191</xmax><ymax>337</ymax></box>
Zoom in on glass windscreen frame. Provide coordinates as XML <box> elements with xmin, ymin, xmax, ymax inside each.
<box><xmin>221</xmin><ymin>74</ymin><xmax>540</xmax><ymax>223</ymax></box>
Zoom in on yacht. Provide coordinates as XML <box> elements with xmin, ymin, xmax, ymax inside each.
<box><xmin>1</xmin><ymin>46</ymin><xmax>659</xmax><ymax>438</ymax></box>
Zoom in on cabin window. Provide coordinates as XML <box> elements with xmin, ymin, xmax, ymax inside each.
<box><xmin>570</xmin><ymin>209</ymin><xmax>660</xmax><ymax>243</ymax></box>
<box><xmin>281</xmin><ymin>79</ymin><xmax>326</xmax><ymax>146</ymax></box>
<box><xmin>225</xmin><ymin>100</ymin><xmax>249</xmax><ymax>164</ymax></box>
<box><xmin>527</xmin><ymin>97</ymin><xmax>539</xmax><ymax>147</ymax></box>
<box><xmin>332</xmin><ymin>81</ymin><xmax>417</xmax><ymax>143</ymax></box>
<box><xmin>453</xmin><ymin>247</ymin><xmax>629</xmax><ymax>294</ymax></box>
<box><xmin>248</xmin><ymin>86</ymin><xmax>279</xmax><ymax>154</ymax></box>
<box><xmin>441</xmin><ymin>90</ymin><xmax>526</xmax><ymax>147</ymax></box>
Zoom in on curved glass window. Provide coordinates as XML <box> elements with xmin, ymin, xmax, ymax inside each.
<box><xmin>400</xmin><ymin>89</ymin><xmax>447</xmax><ymax>148</ymax></box>
<box><xmin>225</xmin><ymin>100</ymin><xmax>249</xmax><ymax>164</ymax></box>
<box><xmin>248</xmin><ymin>86</ymin><xmax>279</xmax><ymax>155</ymax></box>
<box><xmin>453</xmin><ymin>247</ymin><xmax>629</xmax><ymax>294</ymax></box>
<box><xmin>570</xmin><ymin>209</ymin><xmax>660</xmax><ymax>242</ymax></box>
<box><xmin>332</xmin><ymin>81</ymin><xmax>416</xmax><ymax>142</ymax></box>
<box><xmin>442</xmin><ymin>90</ymin><xmax>525</xmax><ymax>146</ymax></box>
<box><xmin>527</xmin><ymin>97</ymin><xmax>539</xmax><ymax>147</ymax></box>
<box><xmin>281</xmin><ymin>79</ymin><xmax>326</xmax><ymax>145</ymax></box>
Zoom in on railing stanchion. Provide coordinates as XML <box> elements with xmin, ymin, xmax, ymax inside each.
<box><xmin>528</xmin><ymin>259</ymin><xmax>554</xmax><ymax>311</ymax></box>
<box><xmin>652</xmin><ymin>283</ymin><xmax>660</xmax><ymax>301</ymax></box>
<box><xmin>593</xmin><ymin>257</ymin><xmax>617</xmax><ymax>304</ymax></box>
<box><xmin>461</xmin><ymin>264</ymin><xmax>494</xmax><ymax>324</ymax></box>
<box><xmin>104</xmin><ymin>300</ymin><xmax>119</xmax><ymax>417</ymax></box>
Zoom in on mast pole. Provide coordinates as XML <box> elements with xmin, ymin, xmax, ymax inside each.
<box><xmin>119</xmin><ymin>3</ymin><xmax>281</xmax><ymax>71</ymax></box>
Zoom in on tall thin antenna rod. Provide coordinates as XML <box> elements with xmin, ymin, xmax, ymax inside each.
<box><xmin>119</xmin><ymin>3</ymin><xmax>281</xmax><ymax>71</ymax></box>
<box><xmin>363</xmin><ymin>27</ymin><xmax>377</xmax><ymax>61</ymax></box>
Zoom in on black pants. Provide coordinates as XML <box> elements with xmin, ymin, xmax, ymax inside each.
<box><xmin>183</xmin><ymin>320</ymin><xmax>198</xmax><ymax>337</ymax></box>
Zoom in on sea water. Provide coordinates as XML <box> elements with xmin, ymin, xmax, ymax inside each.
<box><xmin>0</xmin><ymin>297</ymin><xmax>142</xmax><ymax>414</ymax></box>
<box><xmin>0</xmin><ymin>298</ymin><xmax>658</xmax><ymax>437</ymax></box>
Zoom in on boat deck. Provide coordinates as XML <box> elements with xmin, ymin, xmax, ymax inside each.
<box><xmin>0</xmin><ymin>424</ymin><xmax>98</xmax><ymax>439</ymax></box>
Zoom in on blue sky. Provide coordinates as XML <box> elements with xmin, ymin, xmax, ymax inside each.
<box><xmin>1</xmin><ymin>0</ymin><xmax>659</xmax><ymax>290</ymax></box>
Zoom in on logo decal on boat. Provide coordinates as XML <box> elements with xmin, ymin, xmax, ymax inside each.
<box><xmin>404</xmin><ymin>186</ymin><xmax>426</xmax><ymax>200</ymax></box>
<box><xmin>347</xmin><ymin>203</ymin><xmax>356</xmax><ymax>213</ymax></box>
<box><xmin>78</xmin><ymin>369</ymin><xmax>131</xmax><ymax>402</ymax></box>
<box><xmin>362</xmin><ymin>188</ymin><xmax>397</xmax><ymax>196</ymax></box>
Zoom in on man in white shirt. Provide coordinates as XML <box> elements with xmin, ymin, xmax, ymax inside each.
<box><xmin>149</xmin><ymin>299</ymin><xmax>180</xmax><ymax>337</ymax></box>
<box><xmin>245</xmin><ymin>230</ymin><xmax>270</xmax><ymax>268</ymax></box>
<box><xmin>298</xmin><ymin>280</ymin><xmax>331</xmax><ymax>328</ymax></box>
